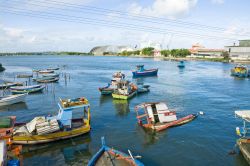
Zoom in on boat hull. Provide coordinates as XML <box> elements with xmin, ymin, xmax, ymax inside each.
<box><xmin>142</xmin><ymin>114</ymin><xmax>197</xmax><ymax>132</ymax></box>
<box><xmin>237</xmin><ymin>138</ymin><xmax>250</xmax><ymax>165</ymax></box>
<box><xmin>98</xmin><ymin>88</ymin><xmax>114</xmax><ymax>95</ymax></box>
<box><xmin>12</xmin><ymin>125</ymin><xmax>90</xmax><ymax>145</ymax></box>
<box><xmin>132</xmin><ymin>69</ymin><xmax>158</xmax><ymax>77</ymax></box>
<box><xmin>112</xmin><ymin>91</ymin><xmax>136</xmax><ymax>100</ymax></box>
<box><xmin>11</xmin><ymin>86</ymin><xmax>45</xmax><ymax>94</ymax></box>
<box><xmin>0</xmin><ymin>94</ymin><xmax>27</xmax><ymax>107</ymax></box>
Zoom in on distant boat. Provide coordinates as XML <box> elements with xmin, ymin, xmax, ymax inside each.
<box><xmin>134</xmin><ymin>102</ymin><xmax>197</xmax><ymax>132</ymax></box>
<box><xmin>88</xmin><ymin>137</ymin><xmax>144</xmax><ymax>166</ymax></box>
<box><xmin>16</xmin><ymin>74</ymin><xmax>33</xmax><ymax>78</ymax></box>
<box><xmin>112</xmin><ymin>80</ymin><xmax>137</xmax><ymax>100</ymax></box>
<box><xmin>47</xmin><ymin>67</ymin><xmax>60</xmax><ymax>71</ymax></box>
<box><xmin>34</xmin><ymin>77</ymin><xmax>59</xmax><ymax>83</ymax></box>
<box><xmin>38</xmin><ymin>70</ymin><xmax>54</xmax><ymax>74</ymax></box>
<box><xmin>0</xmin><ymin>94</ymin><xmax>27</xmax><ymax>107</ymax></box>
<box><xmin>0</xmin><ymin>82</ymin><xmax>23</xmax><ymax>89</ymax></box>
<box><xmin>231</xmin><ymin>65</ymin><xmax>250</xmax><ymax>78</ymax></box>
<box><xmin>132</xmin><ymin>65</ymin><xmax>158</xmax><ymax>77</ymax></box>
<box><xmin>137</xmin><ymin>84</ymin><xmax>150</xmax><ymax>93</ymax></box>
<box><xmin>42</xmin><ymin>73</ymin><xmax>60</xmax><ymax>78</ymax></box>
<box><xmin>10</xmin><ymin>85</ymin><xmax>45</xmax><ymax>94</ymax></box>
<box><xmin>177</xmin><ymin>61</ymin><xmax>185</xmax><ymax>68</ymax></box>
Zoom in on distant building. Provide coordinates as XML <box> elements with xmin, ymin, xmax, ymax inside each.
<box><xmin>188</xmin><ymin>43</ymin><xmax>225</xmax><ymax>58</ymax></box>
<box><xmin>225</xmin><ymin>40</ymin><xmax>250</xmax><ymax>60</ymax></box>
<box><xmin>89</xmin><ymin>45</ymin><xmax>134</xmax><ymax>55</ymax></box>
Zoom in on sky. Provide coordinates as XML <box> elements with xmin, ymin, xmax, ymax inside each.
<box><xmin>0</xmin><ymin>0</ymin><xmax>250</xmax><ymax>52</ymax></box>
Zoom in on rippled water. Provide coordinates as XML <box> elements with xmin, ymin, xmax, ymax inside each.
<box><xmin>0</xmin><ymin>55</ymin><xmax>249</xmax><ymax>166</ymax></box>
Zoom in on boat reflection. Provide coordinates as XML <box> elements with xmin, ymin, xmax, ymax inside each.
<box><xmin>112</xmin><ymin>99</ymin><xmax>130</xmax><ymax>116</ymax></box>
<box><xmin>135</xmin><ymin>125</ymin><xmax>167</xmax><ymax>146</ymax></box>
<box><xmin>22</xmin><ymin>135</ymin><xmax>91</xmax><ymax>165</ymax></box>
<box><xmin>99</xmin><ymin>95</ymin><xmax>112</xmax><ymax>106</ymax></box>
<box><xmin>0</xmin><ymin>102</ymin><xmax>28</xmax><ymax>111</ymax></box>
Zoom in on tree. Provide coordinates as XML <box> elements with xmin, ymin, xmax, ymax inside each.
<box><xmin>142</xmin><ymin>47</ymin><xmax>154</xmax><ymax>56</ymax></box>
<box><xmin>222</xmin><ymin>51</ymin><xmax>230</xmax><ymax>60</ymax></box>
<box><xmin>160</xmin><ymin>50</ymin><xmax>171</xmax><ymax>57</ymax></box>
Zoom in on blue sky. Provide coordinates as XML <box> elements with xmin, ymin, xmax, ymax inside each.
<box><xmin>0</xmin><ymin>0</ymin><xmax>250</xmax><ymax>52</ymax></box>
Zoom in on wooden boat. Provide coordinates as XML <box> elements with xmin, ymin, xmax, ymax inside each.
<box><xmin>0</xmin><ymin>82</ymin><xmax>23</xmax><ymax>89</ymax></box>
<box><xmin>235</xmin><ymin>110</ymin><xmax>250</xmax><ymax>164</ymax></box>
<box><xmin>47</xmin><ymin>67</ymin><xmax>60</xmax><ymax>71</ymax></box>
<box><xmin>177</xmin><ymin>61</ymin><xmax>185</xmax><ymax>68</ymax></box>
<box><xmin>16</xmin><ymin>74</ymin><xmax>33</xmax><ymax>78</ymax></box>
<box><xmin>38</xmin><ymin>70</ymin><xmax>54</xmax><ymax>74</ymax></box>
<box><xmin>35</xmin><ymin>77</ymin><xmax>59</xmax><ymax>83</ymax></box>
<box><xmin>42</xmin><ymin>73</ymin><xmax>60</xmax><ymax>78</ymax></box>
<box><xmin>0</xmin><ymin>94</ymin><xmax>27</xmax><ymax>107</ymax></box>
<box><xmin>99</xmin><ymin>78</ymin><xmax>121</xmax><ymax>95</ymax></box>
<box><xmin>10</xmin><ymin>85</ymin><xmax>45</xmax><ymax>94</ymax></box>
<box><xmin>12</xmin><ymin>97</ymin><xmax>91</xmax><ymax>144</ymax></box>
<box><xmin>231</xmin><ymin>65</ymin><xmax>250</xmax><ymax>78</ymax></box>
<box><xmin>112</xmin><ymin>71</ymin><xmax>125</xmax><ymax>79</ymax></box>
<box><xmin>88</xmin><ymin>137</ymin><xmax>144</xmax><ymax>166</ymax></box>
<box><xmin>132</xmin><ymin>65</ymin><xmax>158</xmax><ymax>77</ymax></box>
<box><xmin>136</xmin><ymin>84</ymin><xmax>150</xmax><ymax>93</ymax></box>
<box><xmin>134</xmin><ymin>102</ymin><xmax>197</xmax><ymax>132</ymax></box>
<box><xmin>112</xmin><ymin>81</ymin><xmax>137</xmax><ymax>100</ymax></box>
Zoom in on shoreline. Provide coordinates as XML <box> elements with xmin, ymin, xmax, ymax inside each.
<box><xmin>1</xmin><ymin>53</ymin><xmax>250</xmax><ymax>64</ymax></box>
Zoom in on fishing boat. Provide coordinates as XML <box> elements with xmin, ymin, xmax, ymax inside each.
<box><xmin>0</xmin><ymin>82</ymin><xmax>23</xmax><ymax>89</ymax></box>
<box><xmin>47</xmin><ymin>67</ymin><xmax>60</xmax><ymax>71</ymax></box>
<box><xmin>132</xmin><ymin>65</ymin><xmax>158</xmax><ymax>77</ymax></box>
<box><xmin>136</xmin><ymin>83</ymin><xmax>150</xmax><ymax>93</ymax></box>
<box><xmin>0</xmin><ymin>94</ymin><xmax>27</xmax><ymax>107</ymax></box>
<box><xmin>231</xmin><ymin>65</ymin><xmax>250</xmax><ymax>78</ymax></box>
<box><xmin>10</xmin><ymin>85</ymin><xmax>45</xmax><ymax>94</ymax></box>
<box><xmin>12</xmin><ymin>97</ymin><xmax>91</xmax><ymax>144</ymax></box>
<box><xmin>99</xmin><ymin>78</ymin><xmax>121</xmax><ymax>95</ymax></box>
<box><xmin>16</xmin><ymin>74</ymin><xmax>33</xmax><ymax>78</ymax></box>
<box><xmin>42</xmin><ymin>73</ymin><xmax>60</xmax><ymax>78</ymax></box>
<box><xmin>134</xmin><ymin>102</ymin><xmax>197</xmax><ymax>132</ymax></box>
<box><xmin>112</xmin><ymin>71</ymin><xmax>125</xmax><ymax>79</ymax></box>
<box><xmin>88</xmin><ymin>137</ymin><xmax>144</xmax><ymax>166</ymax></box>
<box><xmin>235</xmin><ymin>110</ymin><xmax>250</xmax><ymax>164</ymax></box>
<box><xmin>177</xmin><ymin>61</ymin><xmax>185</xmax><ymax>68</ymax></box>
<box><xmin>34</xmin><ymin>77</ymin><xmax>59</xmax><ymax>83</ymax></box>
<box><xmin>112</xmin><ymin>80</ymin><xmax>137</xmax><ymax>100</ymax></box>
<box><xmin>38</xmin><ymin>70</ymin><xmax>54</xmax><ymax>74</ymax></box>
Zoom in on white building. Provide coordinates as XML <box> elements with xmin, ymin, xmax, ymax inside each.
<box><xmin>225</xmin><ymin>40</ymin><xmax>250</xmax><ymax>60</ymax></box>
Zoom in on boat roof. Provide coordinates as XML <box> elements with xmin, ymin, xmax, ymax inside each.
<box><xmin>59</xmin><ymin>97</ymin><xmax>90</xmax><ymax>110</ymax></box>
<box><xmin>235</xmin><ymin>110</ymin><xmax>250</xmax><ymax>122</ymax></box>
<box><xmin>135</xmin><ymin>102</ymin><xmax>166</xmax><ymax>109</ymax></box>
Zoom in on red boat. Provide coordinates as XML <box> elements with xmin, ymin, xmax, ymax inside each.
<box><xmin>134</xmin><ymin>102</ymin><xmax>197</xmax><ymax>132</ymax></box>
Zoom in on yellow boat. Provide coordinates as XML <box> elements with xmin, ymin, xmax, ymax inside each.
<box><xmin>12</xmin><ymin>97</ymin><xmax>91</xmax><ymax>145</ymax></box>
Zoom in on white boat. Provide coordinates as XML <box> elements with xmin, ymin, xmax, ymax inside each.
<box><xmin>0</xmin><ymin>94</ymin><xmax>27</xmax><ymax>107</ymax></box>
<box><xmin>42</xmin><ymin>73</ymin><xmax>60</xmax><ymax>77</ymax></box>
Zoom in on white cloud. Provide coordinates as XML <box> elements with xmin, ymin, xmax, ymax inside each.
<box><xmin>128</xmin><ymin>0</ymin><xmax>198</xmax><ymax>19</ymax></box>
<box><xmin>211</xmin><ymin>0</ymin><xmax>224</xmax><ymax>4</ymax></box>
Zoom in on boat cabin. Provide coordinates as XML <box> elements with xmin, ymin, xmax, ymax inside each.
<box><xmin>136</xmin><ymin>65</ymin><xmax>145</xmax><ymax>72</ymax></box>
<box><xmin>112</xmin><ymin>72</ymin><xmax>125</xmax><ymax>79</ymax></box>
<box><xmin>48</xmin><ymin>97</ymin><xmax>90</xmax><ymax>129</ymax></box>
<box><xmin>135</xmin><ymin>102</ymin><xmax>177</xmax><ymax>126</ymax></box>
<box><xmin>235</xmin><ymin>110</ymin><xmax>250</xmax><ymax>137</ymax></box>
<box><xmin>115</xmin><ymin>80</ymin><xmax>132</xmax><ymax>95</ymax></box>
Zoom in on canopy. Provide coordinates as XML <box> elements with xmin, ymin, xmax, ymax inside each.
<box><xmin>235</xmin><ymin>110</ymin><xmax>250</xmax><ymax>122</ymax></box>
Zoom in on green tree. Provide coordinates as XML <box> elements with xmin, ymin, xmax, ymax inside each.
<box><xmin>142</xmin><ymin>47</ymin><xmax>154</xmax><ymax>56</ymax></box>
<box><xmin>161</xmin><ymin>50</ymin><xmax>171</xmax><ymax>57</ymax></box>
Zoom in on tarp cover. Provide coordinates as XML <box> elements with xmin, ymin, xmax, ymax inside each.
<box><xmin>235</xmin><ymin>110</ymin><xmax>250</xmax><ymax>122</ymax></box>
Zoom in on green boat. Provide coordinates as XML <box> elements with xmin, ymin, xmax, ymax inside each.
<box><xmin>112</xmin><ymin>80</ymin><xmax>137</xmax><ymax>100</ymax></box>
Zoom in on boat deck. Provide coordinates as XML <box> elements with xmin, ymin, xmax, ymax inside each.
<box><xmin>95</xmin><ymin>151</ymin><xmax>132</xmax><ymax>166</ymax></box>
<box><xmin>238</xmin><ymin>139</ymin><xmax>250</xmax><ymax>164</ymax></box>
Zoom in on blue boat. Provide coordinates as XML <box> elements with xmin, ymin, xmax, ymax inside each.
<box><xmin>177</xmin><ymin>61</ymin><xmax>185</xmax><ymax>68</ymax></box>
<box><xmin>88</xmin><ymin>137</ymin><xmax>144</xmax><ymax>166</ymax></box>
<box><xmin>132</xmin><ymin>65</ymin><xmax>158</xmax><ymax>77</ymax></box>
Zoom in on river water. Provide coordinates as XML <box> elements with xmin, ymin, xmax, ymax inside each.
<box><xmin>0</xmin><ymin>55</ymin><xmax>249</xmax><ymax>166</ymax></box>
